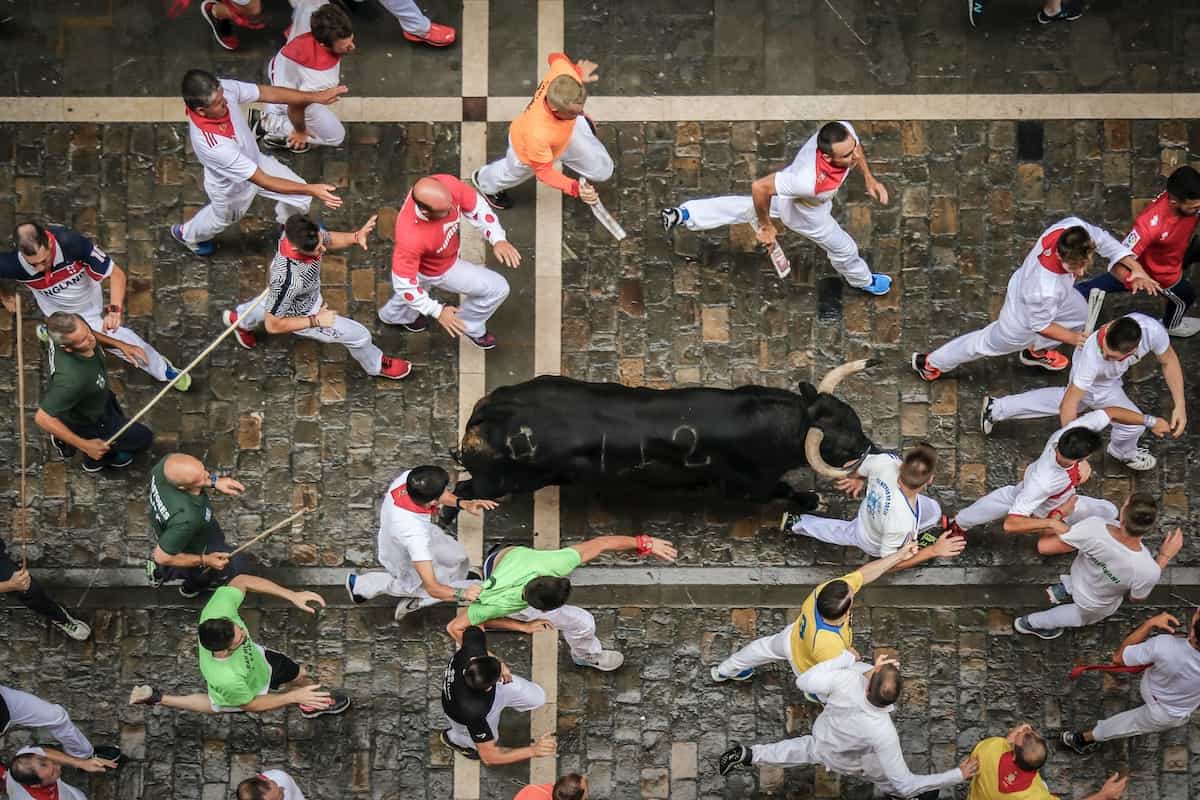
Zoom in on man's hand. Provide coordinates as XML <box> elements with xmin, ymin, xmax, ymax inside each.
<box><xmin>292</xmin><ymin>685</ymin><xmax>333</xmax><ymax>709</ymax></box>
<box><xmin>308</xmin><ymin>184</ymin><xmax>343</xmax><ymax>209</ymax></box>
<box><xmin>756</xmin><ymin>224</ymin><xmax>777</xmax><ymax>248</ymax></box>
<box><xmin>102</xmin><ymin>308</ymin><xmax>122</xmax><ymax>332</ymax></box>
<box><xmin>1169</xmin><ymin>406</ymin><xmax>1187</xmax><ymax>437</ymax></box>
<box><xmin>521</xmin><ymin>619</ymin><xmax>555</xmax><ymax>635</ymax></box>
<box><xmin>1148</xmin><ymin>612</ymin><xmax>1180</xmax><ymax>633</ymax></box>
<box><xmin>531</xmin><ymin>732</ymin><xmax>557</xmax><ymax>757</ymax></box>
<box><xmin>437</xmin><ymin>306</ymin><xmax>469</xmax><ymax>338</ymax></box>
<box><xmin>648</xmin><ymin>537</ymin><xmax>678</xmax><ymax>561</ymax></box>
<box><xmin>78</xmin><ymin>756</ymin><xmax>120</xmax><ymax>773</ymax></box>
<box><xmin>203</xmin><ymin>552</ymin><xmax>232</xmax><ymax>571</ymax></box>
<box><xmin>578</xmin><ymin>182</ymin><xmax>599</xmax><ymax>205</ymax></box>
<box><xmin>1129</xmin><ymin>272</ymin><xmax>1162</xmax><ymax>295</ymax></box>
<box><xmin>492</xmin><ymin>240</ymin><xmax>521</xmax><ymax>268</ymax></box>
<box><xmin>0</xmin><ymin>292</ymin><xmax>15</xmax><ymax>313</ymax></box>
<box><xmin>354</xmin><ymin>214</ymin><xmax>378</xmax><ymax>250</ymax></box>
<box><xmin>1160</xmin><ymin>527</ymin><xmax>1184</xmax><ymax>561</ymax></box>
<box><xmin>0</xmin><ymin>566</ymin><xmax>32</xmax><ymax>593</ymax></box>
<box><xmin>846</xmin><ymin>646</ymin><xmax>861</xmax><ymax>661</ymax></box>
<box><xmin>499</xmin><ymin>661</ymin><xmax>512</xmax><ymax>684</ymax></box>
<box><xmin>459</xmin><ymin>499</ymin><xmax>499</xmax><ymax>516</ymax></box>
<box><xmin>290</xmin><ymin>590</ymin><xmax>327</xmax><ymax>614</ymax></box>
<box><xmin>575</xmin><ymin>60</ymin><xmax>600</xmax><ymax>83</ymax></box>
<box><xmin>287</xmin><ymin>129</ymin><xmax>310</xmax><ymax>151</ymax></box>
<box><xmin>81</xmin><ymin>439</ymin><xmax>111</xmax><ymax>462</ymax></box>
<box><xmin>835</xmin><ymin>475</ymin><xmax>865</xmax><ymax>499</ymax></box>
<box><xmin>119</xmin><ymin>342</ymin><xmax>149</xmax><ymax>368</ymax></box>
<box><xmin>865</xmin><ymin>178</ymin><xmax>889</xmax><ymax>206</ymax></box>
<box><xmin>1094</xmin><ymin>772</ymin><xmax>1129</xmax><ymax>800</ymax></box>
<box><xmin>311</xmin><ymin>85</ymin><xmax>349</xmax><ymax>105</ymax></box>
<box><xmin>215</xmin><ymin>476</ymin><xmax>245</xmax><ymax>496</ymax></box>
<box><xmin>1146</xmin><ymin>416</ymin><xmax>1171</xmax><ymax>438</ymax></box>
<box><xmin>958</xmin><ymin>755</ymin><xmax>980</xmax><ymax>780</ymax></box>
<box><xmin>314</xmin><ymin>303</ymin><xmax>338</xmax><ymax>328</ymax></box>
<box><xmin>1070</xmin><ymin>331</ymin><xmax>1088</xmax><ymax>348</ymax></box>
<box><xmin>461</xmin><ymin>584</ymin><xmax>482</xmax><ymax>602</ymax></box>
<box><xmin>928</xmin><ymin>531</ymin><xmax>966</xmax><ymax>559</ymax></box>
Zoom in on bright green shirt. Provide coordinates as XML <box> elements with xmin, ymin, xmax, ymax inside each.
<box><xmin>148</xmin><ymin>456</ymin><xmax>218</xmax><ymax>554</ymax></box>
<box><xmin>467</xmin><ymin>546</ymin><xmax>582</xmax><ymax>625</ymax></box>
<box><xmin>39</xmin><ymin>342</ymin><xmax>108</xmax><ymax>427</ymax></box>
<box><xmin>198</xmin><ymin>586</ymin><xmax>270</xmax><ymax>708</ymax></box>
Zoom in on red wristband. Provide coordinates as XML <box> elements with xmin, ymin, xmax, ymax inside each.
<box><xmin>635</xmin><ymin>534</ymin><xmax>652</xmax><ymax>557</ymax></box>
<box><xmin>1047</xmin><ymin>508</ymin><xmax>1065</xmax><ymax>521</ymax></box>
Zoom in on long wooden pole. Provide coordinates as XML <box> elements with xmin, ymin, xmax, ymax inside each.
<box><xmin>201</xmin><ymin>506</ymin><xmax>313</xmax><ymax>573</ymax></box>
<box><xmin>15</xmin><ymin>294</ymin><xmax>27</xmax><ymax>567</ymax></box>
<box><xmin>105</xmin><ymin>289</ymin><xmax>269</xmax><ymax>446</ymax></box>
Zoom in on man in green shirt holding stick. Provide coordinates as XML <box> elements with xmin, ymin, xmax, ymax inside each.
<box><xmin>128</xmin><ymin>574</ymin><xmax>350</xmax><ymax>716</ymax></box>
<box><xmin>446</xmin><ymin>534</ymin><xmax>677</xmax><ymax>672</ymax></box>
<box><xmin>146</xmin><ymin>453</ymin><xmax>246</xmax><ymax>598</ymax></box>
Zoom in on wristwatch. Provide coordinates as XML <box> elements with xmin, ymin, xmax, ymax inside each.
<box><xmin>210</xmin><ymin>472</ymin><xmax>219</xmax><ymax>488</ymax></box>
<box><xmin>105</xmin><ymin>304</ymin><xmax>122</xmax><ymax>314</ymax></box>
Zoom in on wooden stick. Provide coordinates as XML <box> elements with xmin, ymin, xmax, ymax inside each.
<box><xmin>14</xmin><ymin>294</ymin><xmax>27</xmax><ymax>567</ymax></box>
<box><xmin>105</xmin><ymin>289</ymin><xmax>269</xmax><ymax>446</ymax></box>
<box><xmin>201</xmin><ymin>506</ymin><xmax>313</xmax><ymax>573</ymax></box>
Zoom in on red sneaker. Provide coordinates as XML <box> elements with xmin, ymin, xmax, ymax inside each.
<box><xmin>220</xmin><ymin>0</ymin><xmax>265</xmax><ymax>29</ymax></box>
<box><xmin>910</xmin><ymin>352</ymin><xmax>941</xmax><ymax>382</ymax></box>
<box><xmin>403</xmin><ymin>21</ymin><xmax>456</xmax><ymax>47</ymax></box>
<box><xmin>222</xmin><ymin>309</ymin><xmax>256</xmax><ymax>350</ymax></box>
<box><xmin>200</xmin><ymin>0</ymin><xmax>239</xmax><ymax>50</ymax></box>
<box><xmin>379</xmin><ymin>356</ymin><xmax>412</xmax><ymax>380</ymax></box>
<box><xmin>1019</xmin><ymin>347</ymin><xmax>1069</xmax><ymax>371</ymax></box>
<box><xmin>467</xmin><ymin>332</ymin><xmax>497</xmax><ymax>351</ymax></box>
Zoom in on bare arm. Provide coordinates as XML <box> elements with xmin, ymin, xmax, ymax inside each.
<box><xmin>152</xmin><ymin>544</ymin><xmax>204</xmax><ymax>568</ymax></box>
<box><xmin>413</xmin><ymin>560</ymin><xmax>471</xmax><ymax>602</ymax></box>
<box><xmin>1113</xmin><ymin>613</ymin><xmax>1176</xmax><ymax>665</ymax></box>
<box><xmin>475</xmin><ymin>740</ymin><xmax>536</xmax><ymax>767</ymax></box>
<box><xmin>34</xmin><ymin>408</ymin><xmax>99</xmax><ymax>452</ymax></box>
<box><xmin>1004</xmin><ymin>514</ymin><xmax>1069</xmax><ymax>536</ymax></box>
<box><xmin>1036</xmin><ymin>322</ymin><xmax>1085</xmax><ymax>347</ymax></box>
<box><xmin>1059</xmin><ymin>383</ymin><xmax>1086</xmax><ymax>426</ymax></box>
<box><xmin>751</xmin><ymin>173</ymin><xmax>777</xmax><ymax>232</ymax></box>
<box><xmin>853</xmin><ymin>141</ymin><xmax>888</xmax><ymax>205</ymax></box>
<box><xmin>858</xmin><ymin>542</ymin><xmax>920</xmax><ymax>584</ymax></box>
<box><xmin>1158</xmin><ymin>346</ymin><xmax>1187</xmax><ymax>436</ymax></box>
<box><xmin>286</xmin><ymin>103</ymin><xmax>307</xmax><ymax>135</ymax></box>
<box><xmin>255</xmin><ymin>84</ymin><xmax>347</xmax><ymax>107</ymax></box>
<box><xmin>106</xmin><ymin>263</ymin><xmax>127</xmax><ymax>309</ymax></box>
<box><xmin>570</xmin><ymin>534</ymin><xmax>676</xmax><ymax>564</ymax></box>
<box><xmin>888</xmin><ymin>535</ymin><xmax>963</xmax><ymax>572</ymax></box>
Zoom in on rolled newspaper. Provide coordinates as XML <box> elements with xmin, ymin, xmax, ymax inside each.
<box><xmin>579</xmin><ymin>178</ymin><xmax>626</xmax><ymax>241</ymax></box>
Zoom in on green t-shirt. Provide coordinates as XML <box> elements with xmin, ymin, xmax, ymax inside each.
<box><xmin>467</xmin><ymin>546</ymin><xmax>583</xmax><ymax>625</ymax></box>
<box><xmin>148</xmin><ymin>456</ymin><xmax>217</xmax><ymax>554</ymax></box>
<box><xmin>198</xmin><ymin>586</ymin><xmax>270</xmax><ymax>708</ymax></box>
<box><xmin>39</xmin><ymin>342</ymin><xmax>108</xmax><ymax>427</ymax></box>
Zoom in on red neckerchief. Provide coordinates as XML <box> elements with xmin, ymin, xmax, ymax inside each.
<box><xmin>1037</xmin><ymin>228</ymin><xmax>1068</xmax><ymax>274</ymax></box>
<box><xmin>996</xmin><ymin>751</ymin><xmax>1037</xmax><ymax>793</ymax></box>
<box><xmin>1065</xmin><ymin>461</ymin><xmax>1082</xmax><ymax>486</ymax></box>
<box><xmin>278</xmin><ymin>234</ymin><xmax>319</xmax><ymax>263</ymax></box>
<box><xmin>281</xmin><ymin>32</ymin><xmax>340</xmax><ymax>70</ymax></box>
<box><xmin>186</xmin><ymin>106</ymin><xmax>236</xmax><ymax>140</ymax></box>
<box><xmin>814</xmin><ymin>150</ymin><xmax>851</xmax><ymax>194</ymax></box>
<box><xmin>390</xmin><ymin>484</ymin><xmax>437</xmax><ymax>517</ymax></box>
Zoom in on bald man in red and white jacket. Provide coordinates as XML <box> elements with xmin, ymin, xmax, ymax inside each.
<box><xmin>379</xmin><ymin>174</ymin><xmax>520</xmax><ymax>350</ymax></box>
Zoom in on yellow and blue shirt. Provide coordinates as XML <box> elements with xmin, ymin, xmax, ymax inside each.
<box><xmin>790</xmin><ymin>569</ymin><xmax>864</xmax><ymax>673</ymax></box>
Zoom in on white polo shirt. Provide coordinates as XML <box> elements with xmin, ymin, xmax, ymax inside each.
<box><xmin>1071</xmin><ymin>312</ymin><xmax>1170</xmax><ymax>393</ymax></box>
<box><xmin>1124</xmin><ymin>635</ymin><xmax>1200</xmax><ymax>717</ymax></box>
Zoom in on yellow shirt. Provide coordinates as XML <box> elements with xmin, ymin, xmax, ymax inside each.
<box><xmin>789</xmin><ymin>570</ymin><xmax>864</xmax><ymax>674</ymax></box>
<box><xmin>967</xmin><ymin>738</ymin><xmax>1058</xmax><ymax>800</ymax></box>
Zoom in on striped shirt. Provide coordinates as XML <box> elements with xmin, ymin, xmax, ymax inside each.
<box><xmin>266</xmin><ymin>231</ymin><xmax>331</xmax><ymax>318</ymax></box>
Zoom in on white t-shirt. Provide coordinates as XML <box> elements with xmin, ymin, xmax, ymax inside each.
<box><xmin>774</xmin><ymin>121</ymin><xmax>860</xmax><ymax>205</ymax></box>
<box><xmin>855</xmin><ymin>453</ymin><xmax>926</xmax><ymax>556</ymax></box>
<box><xmin>1124</xmin><ymin>635</ymin><xmax>1200</xmax><ymax>717</ymax></box>
<box><xmin>0</xmin><ymin>747</ymin><xmax>88</xmax><ymax>800</ymax></box>
<box><xmin>1060</xmin><ymin>516</ymin><xmax>1161</xmax><ymax>612</ymax></box>
<box><xmin>1071</xmin><ymin>312</ymin><xmax>1170</xmax><ymax>393</ymax></box>
<box><xmin>1009</xmin><ymin>409</ymin><xmax>1111</xmax><ymax>517</ymax></box>
<box><xmin>187</xmin><ymin>79</ymin><xmax>262</xmax><ymax>195</ymax></box>
<box><xmin>264</xmin><ymin>769</ymin><xmax>306</xmax><ymax>800</ymax></box>
<box><xmin>376</xmin><ymin>471</ymin><xmax>469</xmax><ymax>594</ymax></box>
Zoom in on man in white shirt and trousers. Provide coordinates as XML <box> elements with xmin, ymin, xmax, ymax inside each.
<box><xmin>981</xmin><ymin>312</ymin><xmax>1187</xmax><ymax>471</ymax></box>
<box><xmin>1</xmin><ymin>745</ymin><xmax>119</xmax><ymax>800</ymax></box>
<box><xmin>1061</xmin><ymin>608</ymin><xmax>1200</xmax><ymax>755</ymax></box>
<box><xmin>1014</xmin><ymin>493</ymin><xmax>1182</xmax><ymax>639</ymax></box>
<box><xmin>718</xmin><ymin>651</ymin><xmax>979</xmax><ymax>799</ymax></box>
<box><xmin>345</xmin><ymin>466</ymin><xmax>490</xmax><ymax>622</ymax></box>
<box><xmin>0</xmin><ymin>684</ymin><xmax>121</xmax><ymax>765</ymax></box>
<box><xmin>236</xmin><ymin>768</ymin><xmax>307</xmax><ymax>800</ymax></box>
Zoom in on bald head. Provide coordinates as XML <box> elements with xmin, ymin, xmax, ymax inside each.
<box><xmin>163</xmin><ymin>453</ymin><xmax>208</xmax><ymax>490</ymax></box>
<box><xmin>412</xmin><ymin>177</ymin><xmax>454</xmax><ymax>219</ymax></box>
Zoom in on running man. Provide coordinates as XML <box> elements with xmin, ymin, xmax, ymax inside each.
<box><xmin>446</xmin><ymin>535</ymin><xmax>677</xmax><ymax>672</ymax></box>
<box><xmin>472</xmin><ymin>53</ymin><xmax>610</xmax><ymax>210</ymax></box>
<box><xmin>1</xmin><ymin>684</ymin><xmax>121</xmax><ymax>765</ymax></box>
<box><xmin>662</xmin><ymin>120</ymin><xmax>893</xmax><ymax>295</ymax></box>
<box><xmin>0</xmin><ymin>221</ymin><xmax>185</xmax><ymax>387</ymax></box>
<box><xmin>710</xmin><ymin>543</ymin><xmax>918</xmax><ymax>688</ymax></box>
<box><xmin>912</xmin><ymin>217</ymin><xmax>1152</xmax><ymax>380</ymax></box>
<box><xmin>966</xmin><ymin>724</ymin><xmax>1126</xmax><ymax>800</ymax></box>
<box><xmin>981</xmin><ymin>313</ymin><xmax>1186</xmax><ymax>470</ymax></box>
<box><xmin>345</xmin><ymin>465</ymin><xmax>490</xmax><ymax>622</ymax></box>
<box><xmin>1061</xmin><ymin>609</ymin><xmax>1200</xmax><ymax>755</ymax></box>
<box><xmin>1014</xmin><ymin>494</ymin><xmax>1181</xmax><ymax>640</ymax></box>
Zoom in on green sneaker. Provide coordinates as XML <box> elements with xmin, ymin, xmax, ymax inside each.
<box><xmin>36</xmin><ymin>324</ymin><xmax>48</xmax><ymax>343</ymax></box>
<box><xmin>165</xmin><ymin>363</ymin><xmax>191</xmax><ymax>391</ymax></box>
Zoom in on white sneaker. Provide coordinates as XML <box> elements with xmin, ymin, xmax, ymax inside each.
<box><xmin>573</xmin><ymin>649</ymin><xmax>624</xmax><ymax>671</ymax></box>
<box><xmin>980</xmin><ymin>395</ymin><xmax>995</xmax><ymax>435</ymax></box>
<box><xmin>393</xmin><ymin>598</ymin><xmax>421</xmax><ymax>622</ymax></box>
<box><xmin>1168</xmin><ymin>317</ymin><xmax>1200</xmax><ymax>338</ymax></box>
<box><xmin>51</xmin><ymin>610</ymin><xmax>92</xmax><ymax>641</ymax></box>
<box><xmin>1114</xmin><ymin>447</ymin><xmax>1156</xmax><ymax>471</ymax></box>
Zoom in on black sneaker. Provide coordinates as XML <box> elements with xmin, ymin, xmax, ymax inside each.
<box><xmin>344</xmin><ymin>573</ymin><xmax>366</xmax><ymax>604</ymax></box>
<box><xmin>92</xmin><ymin>745</ymin><xmax>127</xmax><ymax>768</ymax></box>
<box><xmin>50</xmin><ymin>436</ymin><xmax>74</xmax><ymax>459</ymax></box>
<box><xmin>779</xmin><ymin>511</ymin><xmax>802</xmax><ymax>532</ymax></box>
<box><xmin>402</xmin><ymin>316</ymin><xmax>428</xmax><ymax>333</ymax></box>
<box><xmin>1037</xmin><ymin>2</ymin><xmax>1082</xmax><ymax>23</ymax></box>
<box><xmin>661</xmin><ymin>207</ymin><xmax>683</xmax><ymax>231</ymax></box>
<box><xmin>179</xmin><ymin>585</ymin><xmax>201</xmax><ymax>599</ymax></box>
<box><xmin>439</xmin><ymin>729</ymin><xmax>480</xmax><ymax>760</ymax></box>
<box><xmin>300</xmin><ymin>690</ymin><xmax>352</xmax><ymax>718</ymax></box>
<box><xmin>1060</xmin><ymin>730</ymin><xmax>1099</xmax><ymax>755</ymax></box>
<box><xmin>108</xmin><ymin>452</ymin><xmax>135</xmax><ymax>469</ymax></box>
<box><xmin>247</xmin><ymin>107</ymin><xmax>265</xmax><ymax>139</ymax></box>
<box><xmin>980</xmin><ymin>394</ymin><xmax>995</xmax><ymax>435</ymax></box>
<box><xmin>470</xmin><ymin>168</ymin><xmax>512</xmax><ymax>210</ymax></box>
<box><xmin>466</xmin><ymin>569</ymin><xmax>483</xmax><ymax>581</ymax></box>
<box><xmin>968</xmin><ymin>0</ymin><xmax>984</xmax><ymax>28</ymax></box>
<box><xmin>718</xmin><ymin>743</ymin><xmax>751</xmax><ymax>776</ymax></box>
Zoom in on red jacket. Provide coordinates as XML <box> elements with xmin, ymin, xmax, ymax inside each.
<box><xmin>1123</xmin><ymin>192</ymin><xmax>1198</xmax><ymax>286</ymax></box>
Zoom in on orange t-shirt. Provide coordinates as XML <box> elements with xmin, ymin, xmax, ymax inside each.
<box><xmin>509</xmin><ymin>52</ymin><xmax>584</xmax><ymax>196</ymax></box>
<box><xmin>513</xmin><ymin>785</ymin><xmax>554</xmax><ymax>800</ymax></box>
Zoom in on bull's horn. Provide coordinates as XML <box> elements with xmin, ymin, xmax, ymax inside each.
<box><xmin>804</xmin><ymin>428</ymin><xmax>854</xmax><ymax>479</ymax></box>
<box><xmin>816</xmin><ymin>357</ymin><xmax>878</xmax><ymax>395</ymax></box>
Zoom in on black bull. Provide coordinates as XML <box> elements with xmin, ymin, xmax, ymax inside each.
<box><xmin>454</xmin><ymin>360</ymin><xmax>879</xmax><ymax>509</ymax></box>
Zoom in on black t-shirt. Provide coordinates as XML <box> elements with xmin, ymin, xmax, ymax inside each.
<box><xmin>441</xmin><ymin>626</ymin><xmax>496</xmax><ymax>743</ymax></box>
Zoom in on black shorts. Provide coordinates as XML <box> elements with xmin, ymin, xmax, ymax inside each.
<box><xmin>265</xmin><ymin>648</ymin><xmax>301</xmax><ymax>689</ymax></box>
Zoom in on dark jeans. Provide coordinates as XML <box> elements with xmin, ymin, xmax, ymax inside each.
<box><xmin>53</xmin><ymin>392</ymin><xmax>153</xmax><ymax>469</ymax></box>
<box><xmin>1076</xmin><ymin>239</ymin><xmax>1200</xmax><ymax>330</ymax></box>
<box><xmin>0</xmin><ymin>538</ymin><xmax>69</xmax><ymax>624</ymax></box>
<box><xmin>155</xmin><ymin>519</ymin><xmax>245</xmax><ymax>594</ymax></box>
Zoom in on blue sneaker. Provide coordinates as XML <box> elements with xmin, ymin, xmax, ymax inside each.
<box><xmin>171</xmin><ymin>224</ymin><xmax>215</xmax><ymax>256</ymax></box>
<box><xmin>711</xmin><ymin>666</ymin><xmax>755</xmax><ymax>683</ymax></box>
<box><xmin>164</xmin><ymin>362</ymin><xmax>191</xmax><ymax>392</ymax></box>
<box><xmin>861</xmin><ymin>273</ymin><xmax>892</xmax><ymax>296</ymax></box>
<box><xmin>345</xmin><ymin>573</ymin><xmax>366</xmax><ymax>604</ymax></box>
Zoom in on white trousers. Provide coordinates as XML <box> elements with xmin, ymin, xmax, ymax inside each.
<box><xmin>1092</xmin><ymin>700</ymin><xmax>1190</xmax><ymax>742</ymax></box>
<box><xmin>183</xmin><ymin>155</ymin><xmax>312</xmax><ymax>244</ymax></box>
<box><xmin>474</xmin><ymin>117</ymin><xmax>615</xmax><ymax>195</ymax></box>
<box><xmin>261</xmin><ymin>103</ymin><xmax>345</xmax><ymax>148</ymax></box>
<box><xmin>0</xmin><ymin>685</ymin><xmax>94</xmax><ymax>758</ymax></box>
<box><xmin>507</xmin><ymin>605</ymin><xmax>603</xmax><ymax>660</ymax></box>
<box><xmin>376</xmin><ymin>0</ymin><xmax>431</xmax><ymax>33</ymax></box>
<box><xmin>1025</xmin><ymin>602</ymin><xmax>1115</xmax><ymax>631</ymax></box>
<box><xmin>353</xmin><ymin>528</ymin><xmax>474</xmax><ymax>610</ymax></box>
<box><xmin>445</xmin><ymin>674</ymin><xmax>545</xmax><ymax>749</ymax></box>
<box><xmin>378</xmin><ymin>258</ymin><xmax>509</xmax><ymax>338</ymax></box>
<box><xmin>955</xmin><ymin>486</ymin><xmax>1117</xmax><ymax>531</ymax></box>
<box><xmin>928</xmin><ymin>291</ymin><xmax>1088</xmax><ymax>372</ymax></box>
<box><xmin>80</xmin><ymin>312</ymin><xmax>171</xmax><ymax>382</ymax></box>
<box><xmin>352</xmin><ymin>571</ymin><xmax>476</xmax><ymax>610</ymax></box>
<box><xmin>790</xmin><ymin>498</ymin><xmax>943</xmax><ymax>557</ymax></box>
<box><xmin>751</xmin><ymin>736</ymin><xmax>923</xmax><ymax>798</ymax></box>
<box><xmin>679</xmin><ymin>194</ymin><xmax>872</xmax><ymax>288</ymax></box>
<box><xmin>990</xmin><ymin>384</ymin><xmax>1145</xmax><ymax>461</ymax></box>
<box><xmin>717</xmin><ymin>623</ymin><xmax>801</xmax><ymax>681</ymax></box>
<box><xmin>236</xmin><ymin>292</ymin><xmax>384</xmax><ymax>375</ymax></box>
